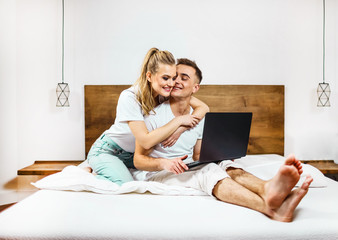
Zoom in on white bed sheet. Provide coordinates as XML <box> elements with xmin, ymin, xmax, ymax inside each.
<box><xmin>0</xmin><ymin>154</ymin><xmax>337</xmax><ymax>240</ymax></box>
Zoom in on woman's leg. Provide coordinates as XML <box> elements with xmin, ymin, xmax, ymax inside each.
<box><xmin>89</xmin><ymin>153</ymin><xmax>134</xmax><ymax>185</ymax></box>
<box><xmin>87</xmin><ymin>135</ymin><xmax>134</xmax><ymax>185</ymax></box>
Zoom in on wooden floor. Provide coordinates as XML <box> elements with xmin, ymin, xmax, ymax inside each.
<box><xmin>0</xmin><ymin>202</ymin><xmax>16</xmax><ymax>212</ymax></box>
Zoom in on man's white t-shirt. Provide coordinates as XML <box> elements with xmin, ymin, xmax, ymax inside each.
<box><xmin>104</xmin><ymin>87</ymin><xmax>144</xmax><ymax>153</ymax></box>
<box><xmin>144</xmin><ymin>100</ymin><xmax>204</xmax><ymax>162</ymax></box>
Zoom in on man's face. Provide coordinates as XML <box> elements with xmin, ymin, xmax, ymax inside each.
<box><xmin>171</xmin><ymin>64</ymin><xmax>199</xmax><ymax>99</ymax></box>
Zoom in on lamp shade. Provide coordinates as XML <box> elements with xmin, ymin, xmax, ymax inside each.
<box><xmin>317</xmin><ymin>82</ymin><xmax>330</xmax><ymax>107</ymax></box>
<box><xmin>56</xmin><ymin>82</ymin><xmax>70</xmax><ymax>107</ymax></box>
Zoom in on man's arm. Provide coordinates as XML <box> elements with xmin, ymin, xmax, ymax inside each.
<box><xmin>192</xmin><ymin>139</ymin><xmax>202</xmax><ymax>161</ymax></box>
<box><xmin>133</xmin><ymin>141</ymin><xmax>189</xmax><ymax>174</ymax></box>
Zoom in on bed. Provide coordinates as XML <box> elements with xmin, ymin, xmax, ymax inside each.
<box><xmin>0</xmin><ymin>85</ymin><xmax>337</xmax><ymax>240</ymax></box>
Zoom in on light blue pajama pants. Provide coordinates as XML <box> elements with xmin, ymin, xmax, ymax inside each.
<box><xmin>87</xmin><ymin>134</ymin><xmax>134</xmax><ymax>186</ymax></box>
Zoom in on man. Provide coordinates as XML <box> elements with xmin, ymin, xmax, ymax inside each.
<box><xmin>133</xmin><ymin>58</ymin><xmax>313</xmax><ymax>222</ymax></box>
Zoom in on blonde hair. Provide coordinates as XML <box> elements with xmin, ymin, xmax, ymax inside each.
<box><xmin>134</xmin><ymin>48</ymin><xmax>175</xmax><ymax>115</ymax></box>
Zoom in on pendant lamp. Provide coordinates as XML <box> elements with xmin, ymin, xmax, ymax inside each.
<box><xmin>56</xmin><ymin>0</ymin><xmax>70</xmax><ymax>107</ymax></box>
<box><xmin>317</xmin><ymin>0</ymin><xmax>331</xmax><ymax>107</ymax></box>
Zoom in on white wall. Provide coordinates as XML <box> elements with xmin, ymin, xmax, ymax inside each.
<box><xmin>0</xmin><ymin>0</ymin><xmax>18</xmax><ymax>190</ymax></box>
<box><xmin>1</xmin><ymin>0</ymin><xmax>337</xmax><ymax>187</ymax></box>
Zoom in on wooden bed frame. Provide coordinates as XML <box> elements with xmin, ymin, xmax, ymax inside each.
<box><xmin>85</xmin><ymin>85</ymin><xmax>284</xmax><ymax>156</ymax></box>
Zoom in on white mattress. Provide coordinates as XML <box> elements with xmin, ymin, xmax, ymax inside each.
<box><xmin>0</xmin><ymin>155</ymin><xmax>338</xmax><ymax>240</ymax></box>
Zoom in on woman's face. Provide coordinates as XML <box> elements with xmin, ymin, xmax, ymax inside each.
<box><xmin>147</xmin><ymin>64</ymin><xmax>176</xmax><ymax>98</ymax></box>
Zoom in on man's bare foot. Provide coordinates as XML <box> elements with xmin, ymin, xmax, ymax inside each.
<box><xmin>263</xmin><ymin>155</ymin><xmax>302</xmax><ymax>209</ymax></box>
<box><xmin>284</xmin><ymin>154</ymin><xmax>303</xmax><ymax>175</ymax></box>
<box><xmin>269</xmin><ymin>176</ymin><xmax>313</xmax><ymax>222</ymax></box>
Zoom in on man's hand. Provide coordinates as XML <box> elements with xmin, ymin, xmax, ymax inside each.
<box><xmin>160</xmin><ymin>155</ymin><xmax>189</xmax><ymax>174</ymax></box>
<box><xmin>161</xmin><ymin>126</ymin><xmax>188</xmax><ymax>148</ymax></box>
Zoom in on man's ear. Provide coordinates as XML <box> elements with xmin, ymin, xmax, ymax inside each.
<box><xmin>192</xmin><ymin>84</ymin><xmax>200</xmax><ymax>94</ymax></box>
<box><xmin>146</xmin><ymin>71</ymin><xmax>152</xmax><ymax>82</ymax></box>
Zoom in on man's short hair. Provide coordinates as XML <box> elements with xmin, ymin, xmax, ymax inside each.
<box><xmin>177</xmin><ymin>58</ymin><xmax>203</xmax><ymax>83</ymax></box>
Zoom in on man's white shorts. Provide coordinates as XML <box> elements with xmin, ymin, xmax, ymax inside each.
<box><xmin>146</xmin><ymin>160</ymin><xmax>243</xmax><ymax>196</ymax></box>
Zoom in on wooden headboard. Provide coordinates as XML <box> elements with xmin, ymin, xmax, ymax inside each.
<box><xmin>85</xmin><ymin>85</ymin><xmax>284</xmax><ymax>157</ymax></box>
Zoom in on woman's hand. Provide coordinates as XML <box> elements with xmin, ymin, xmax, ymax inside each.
<box><xmin>177</xmin><ymin>114</ymin><xmax>201</xmax><ymax>128</ymax></box>
<box><xmin>159</xmin><ymin>155</ymin><xmax>189</xmax><ymax>174</ymax></box>
<box><xmin>160</xmin><ymin>114</ymin><xmax>201</xmax><ymax>148</ymax></box>
<box><xmin>161</xmin><ymin>126</ymin><xmax>187</xmax><ymax>148</ymax></box>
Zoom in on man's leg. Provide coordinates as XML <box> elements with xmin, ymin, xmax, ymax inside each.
<box><xmin>212</xmin><ymin>178</ymin><xmax>267</xmax><ymax>214</ymax></box>
<box><xmin>148</xmin><ymin>161</ymin><xmax>313</xmax><ymax>222</ymax></box>
<box><xmin>212</xmin><ymin>176</ymin><xmax>313</xmax><ymax>222</ymax></box>
<box><xmin>226</xmin><ymin>155</ymin><xmax>304</xmax><ymax>209</ymax></box>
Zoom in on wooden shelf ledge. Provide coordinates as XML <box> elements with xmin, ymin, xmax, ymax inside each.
<box><xmin>18</xmin><ymin>161</ymin><xmax>83</xmax><ymax>175</ymax></box>
<box><xmin>301</xmin><ymin>160</ymin><xmax>338</xmax><ymax>175</ymax></box>
<box><xmin>17</xmin><ymin>160</ymin><xmax>338</xmax><ymax>176</ymax></box>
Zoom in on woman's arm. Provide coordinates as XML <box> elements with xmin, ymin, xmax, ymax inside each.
<box><xmin>128</xmin><ymin>114</ymin><xmax>200</xmax><ymax>150</ymax></box>
<box><xmin>189</xmin><ymin>96</ymin><xmax>209</xmax><ymax>119</ymax></box>
<box><xmin>161</xmin><ymin>97</ymin><xmax>209</xmax><ymax>147</ymax></box>
<box><xmin>161</xmin><ymin>126</ymin><xmax>187</xmax><ymax>148</ymax></box>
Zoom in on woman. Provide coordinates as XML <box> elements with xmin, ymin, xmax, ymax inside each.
<box><xmin>87</xmin><ymin>48</ymin><xmax>208</xmax><ymax>185</ymax></box>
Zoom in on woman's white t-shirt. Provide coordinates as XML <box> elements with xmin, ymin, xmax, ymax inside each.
<box><xmin>104</xmin><ymin>86</ymin><xmax>144</xmax><ymax>153</ymax></box>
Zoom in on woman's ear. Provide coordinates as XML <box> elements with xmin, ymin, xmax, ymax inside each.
<box><xmin>146</xmin><ymin>71</ymin><xmax>152</xmax><ymax>82</ymax></box>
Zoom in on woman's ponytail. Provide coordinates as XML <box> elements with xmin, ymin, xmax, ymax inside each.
<box><xmin>134</xmin><ymin>48</ymin><xmax>175</xmax><ymax>115</ymax></box>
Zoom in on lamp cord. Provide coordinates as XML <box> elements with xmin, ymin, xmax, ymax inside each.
<box><xmin>323</xmin><ymin>0</ymin><xmax>325</xmax><ymax>84</ymax></box>
<box><xmin>62</xmin><ymin>0</ymin><xmax>64</xmax><ymax>84</ymax></box>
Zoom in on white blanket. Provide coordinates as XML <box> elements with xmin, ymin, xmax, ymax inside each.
<box><xmin>32</xmin><ymin>154</ymin><xmax>327</xmax><ymax>195</ymax></box>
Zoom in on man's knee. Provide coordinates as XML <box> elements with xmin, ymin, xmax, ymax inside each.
<box><xmin>226</xmin><ymin>167</ymin><xmax>245</xmax><ymax>178</ymax></box>
<box><xmin>212</xmin><ymin>179</ymin><xmax>224</xmax><ymax>199</ymax></box>
<box><xmin>212</xmin><ymin>177</ymin><xmax>233</xmax><ymax>199</ymax></box>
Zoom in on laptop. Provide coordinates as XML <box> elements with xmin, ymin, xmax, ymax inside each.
<box><xmin>186</xmin><ymin>112</ymin><xmax>252</xmax><ymax>168</ymax></box>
